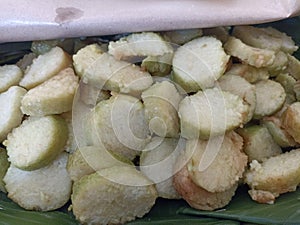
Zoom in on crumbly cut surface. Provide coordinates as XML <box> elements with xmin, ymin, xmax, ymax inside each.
<box><xmin>71</xmin><ymin>166</ymin><xmax>157</xmax><ymax>225</ymax></box>
<box><xmin>140</xmin><ymin>137</ymin><xmax>184</xmax><ymax>199</ymax></box>
<box><xmin>19</xmin><ymin>46</ymin><xmax>71</xmax><ymax>89</ymax></box>
<box><xmin>3</xmin><ymin>153</ymin><xmax>72</xmax><ymax>211</ymax></box>
<box><xmin>0</xmin><ymin>65</ymin><xmax>23</xmax><ymax>93</ymax></box>
<box><xmin>72</xmin><ymin>44</ymin><xmax>104</xmax><ymax>77</ymax></box>
<box><xmin>5</xmin><ymin>115</ymin><xmax>68</xmax><ymax>170</ymax></box>
<box><xmin>232</xmin><ymin>26</ymin><xmax>298</xmax><ymax>54</ymax></box>
<box><xmin>225</xmin><ymin>64</ymin><xmax>269</xmax><ymax>83</ymax></box>
<box><xmin>21</xmin><ymin>68</ymin><xmax>79</xmax><ymax>116</ymax></box>
<box><xmin>83</xmin><ymin>52</ymin><xmax>153</xmax><ymax>97</ymax></box>
<box><xmin>173</xmin><ymin>165</ymin><xmax>238</xmax><ymax>211</ymax></box>
<box><xmin>218</xmin><ymin>74</ymin><xmax>256</xmax><ymax>122</ymax></box>
<box><xmin>67</xmin><ymin>146</ymin><xmax>132</xmax><ymax>182</ymax></box>
<box><xmin>263</xmin><ymin>27</ymin><xmax>299</xmax><ymax>53</ymax></box>
<box><xmin>237</xmin><ymin>125</ymin><xmax>282</xmax><ymax>162</ymax></box>
<box><xmin>172</xmin><ymin>36</ymin><xmax>230</xmax><ymax>92</ymax></box>
<box><xmin>60</xmin><ymin>111</ymin><xmax>77</xmax><ymax>153</ymax></box>
<box><xmin>141</xmin><ymin>81</ymin><xmax>182</xmax><ymax>138</ymax></box>
<box><xmin>87</xmin><ymin>94</ymin><xmax>150</xmax><ymax>160</ymax></box>
<box><xmin>245</xmin><ymin>149</ymin><xmax>300</xmax><ymax>204</ymax></box>
<box><xmin>224</xmin><ymin>37</ymin><xmax>275</xmax><ymax>68</ymax></box>
<box><xmin>253</xmin><ymin>79</ymin><xmax>286</xmax><ymax>119</ymax></box>
<box><xmin>186</xmin><ymin>131</ymin><xmax>247</xmax><ymax>192</ymax></box>
<box><xmin>179</xmin><ymin>88</ymin><xmax>249</xmax><ymax>139</ymax></box>
<box><xmin>0</xmin><ymin>86</ymin><xmax>27</xmax><ymax>142</ymax></box>
<box><xmin>108</xmin><ymin>32</ymin><xmax>173</xmax><ymax>60</ymax></box>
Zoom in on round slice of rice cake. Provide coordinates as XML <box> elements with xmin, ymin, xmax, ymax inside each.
<box><xmin>185</xmin><ymin>131</ymin><xmax>247</xmax><ymax>193</ymax></box>
<box><xmin>4</xmin><ymin>153</ymin><xmax>71</xmax><ymax>211</ymax></box>
<box><xmin>262</xmin><ymin>116</ymin><xmax>297</xmax><ymax>148</ymax></box>
<box><xmin>237</xmin><ymin>125</ymin><xmax>282</xmax><ymax>162</ymax></box>
<box><xmin>178</xmin><ymin>87</ymin><xmax>249</xmax><ymax>139</ymax></box>
<box><xmin>232</xmin><ymin>26</ymin><xmax>298</xmax><ymax>54</ymax></box>
<box><xmin>224</xmin><ymin>37</ymin><xmax>275</xmax><ymax>68</ymax></box>
<box><xmin>72</xmin><ymin>43</ymin><xmax>104</xmax><ymax>77</ymax></box>
<box><xmin>217</xmin><ymin>74</ymin><xmax>256</xmax><ymax>122</ymax></box>
<box><xmin>67</xmin><ymin>146</ymin><xmax>133</xmax><ymax>182</ymax></box>
<box><xmin>140</xmin><ymin>137</ymin><xmax>185</xmax><ymax>199</ymax></box>
<box><xmin>83</xmin><ymin>52</ymin><xmax>153</xmax><ymax>97</ymax></box>
<box><xmin>172</xmin><ymin>36</ymin><xmax>230</xmax><ymax>93</ymax></box>
<box><xmin>4</xmin><ymin>115</ymin><xmax>68</xmax><ymax>170</ymax></box>
<box><xmin>19</xmin><ymin>46</ymin><xmax>72</xmax><ymax>89</ymax></box>
<box><xmin>225</xmin><ymin>64</ymin><xmax>269</xmax><ymax>83</ymax></box>
<box><xmin>21</xmin><ymin>68</ymin><xmax>79</xmax><ymax>116</ymax></box>
<box><xmin>173</xmin><ymin>165</ymin><xmax>238</xmax><ymax>211</ymax></box>
<box><xmin>71</xmin><ymin>166</ymin><xmax>157</xmax><ymax>225</ymax></box>
<box><xmin>0</xmin><ymin>86</ymin><xmax>27</xmax><ymax>142</ymax></box>
<box><xmin>253</xmin><ymin>79</ymin><xmax>286</xmax><ymax>119</ymax></box>
<box><xmin>281</xmin><ymin>102</ymin><xmax>300</xmax><ymax>143</ymax></box>
<box><xmin>245</xmin><ymin>149</ymin><xmax>300</xmax><ymax>204</ymax></box>
<box><xmin>87</xmin><ymin>94</ymin><xmax>150</xmax><ymax>160</ymax></box>
<box><xmin>141</xmin><ymin>80</ymin><xmax>183</xmax><ymax>138</ymax></box>
<box><xmin>0</xmin><ymin>65</ymin><xmax>23</xmax><ymax>93</ymax></box>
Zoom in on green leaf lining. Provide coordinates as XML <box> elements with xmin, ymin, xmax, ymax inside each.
<box><xmin>126</xmin><ymin>198</ymin><xmax>240</xmax><ymax>225</ymax></box>
<box><xmin>0</xmin><ymin>192</ymin><xmax>79</xmax><ymax>225</ymax></box>
<box><xmin>178</xmin><ymin>186</ymin><xmax>300</xmax><ymax>225</ymax></box>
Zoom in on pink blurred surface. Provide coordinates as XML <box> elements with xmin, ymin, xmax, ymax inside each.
<box><xmin>1</xmin><ymin>0</ymin><xmax>300</xmax><ymax>42</ymax></box>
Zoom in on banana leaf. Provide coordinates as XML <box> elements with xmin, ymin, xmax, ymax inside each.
<box><xmin>126</xmin><ymin>198</ymin><xmax>241</xmax><ymax>225</ymax></box>
<box><xmin>0</xmin><ymin>192</ymin><xmax>79</xmax><ymax>225</ymax></box>
<box><xmin>178</xmin><ymin>186</ymin><xmax>300</xmax><ymax>225</ymax></box>
<box><xmin>0</xmin><ymin>191</ymin><xmax>241</xmax><ymax>225</ymax></box>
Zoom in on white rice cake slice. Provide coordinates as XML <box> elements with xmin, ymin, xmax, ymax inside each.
<box><xmin>245</xmin><ymin>149</ymin><xmax>300</xmax><ymax>204</ymax></box>
<box><xmin>21</xmin><ymin>68</ymin><xmax>79</xmax><ymax>116</ymax></box>
<box><xmin>19</xmin><ymin>46</ymin><xmax>71</xmax><ymax>89</ymax></box>
<box><xmin>71</xmin><ymin>166</ymin><xmax>157</xmax><ymax>225</ymax></box>
<box><xmin>253</xmin><ymin>79</ymin><xmax>286</xmax><ymax>119</ymax></box>
<box><xmin>233</xmin><ymin>26</ymin><xmax>298</xmax><ymax>54</ymax></box>
<box><xmin>178</xmin><ymin>87</ymin><xmax>249</xmax><ymax>139</ymax></box>
<box><xmin>3</xmin><ymin>153</ymin><xmax>71</xmax><ymax>211</ymax></box>
<box><xmin>0</xmin><ymin>65</ymin><xmax>23</xmax><ymax>93</ymax></box>
<box><xmin>108</xmin><ymin>32</ymin><xmax>173</xmax><ymax>60</ymax></box>
<box><xmin>141</xmin><ymin>80</ymin><xmax>183</xmax><ymax>138</ymax></box>
<box><xmin>224</xmin><ymin>37</ymin><xmax>276</xmax><ymax>68</ymax></box>
<box><xmin>0</xmin><ymin>86</ymin><xmax>27</xmax><ymax>142</ymax></box>
<box><xmin>172</xmin><ymin>36</ymin><xmax>230</xmax><ymax>93</ymax></box>
<box><xmin>4</xmin><ymin>115</ymin><xmax>68</xmax><ymax>170</ymax></box>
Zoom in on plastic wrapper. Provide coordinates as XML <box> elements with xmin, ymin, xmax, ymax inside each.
<box><xmin>1</xmin><ymin>0</ymin><xmax>300</xmax><ymax>43</ymax></box>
